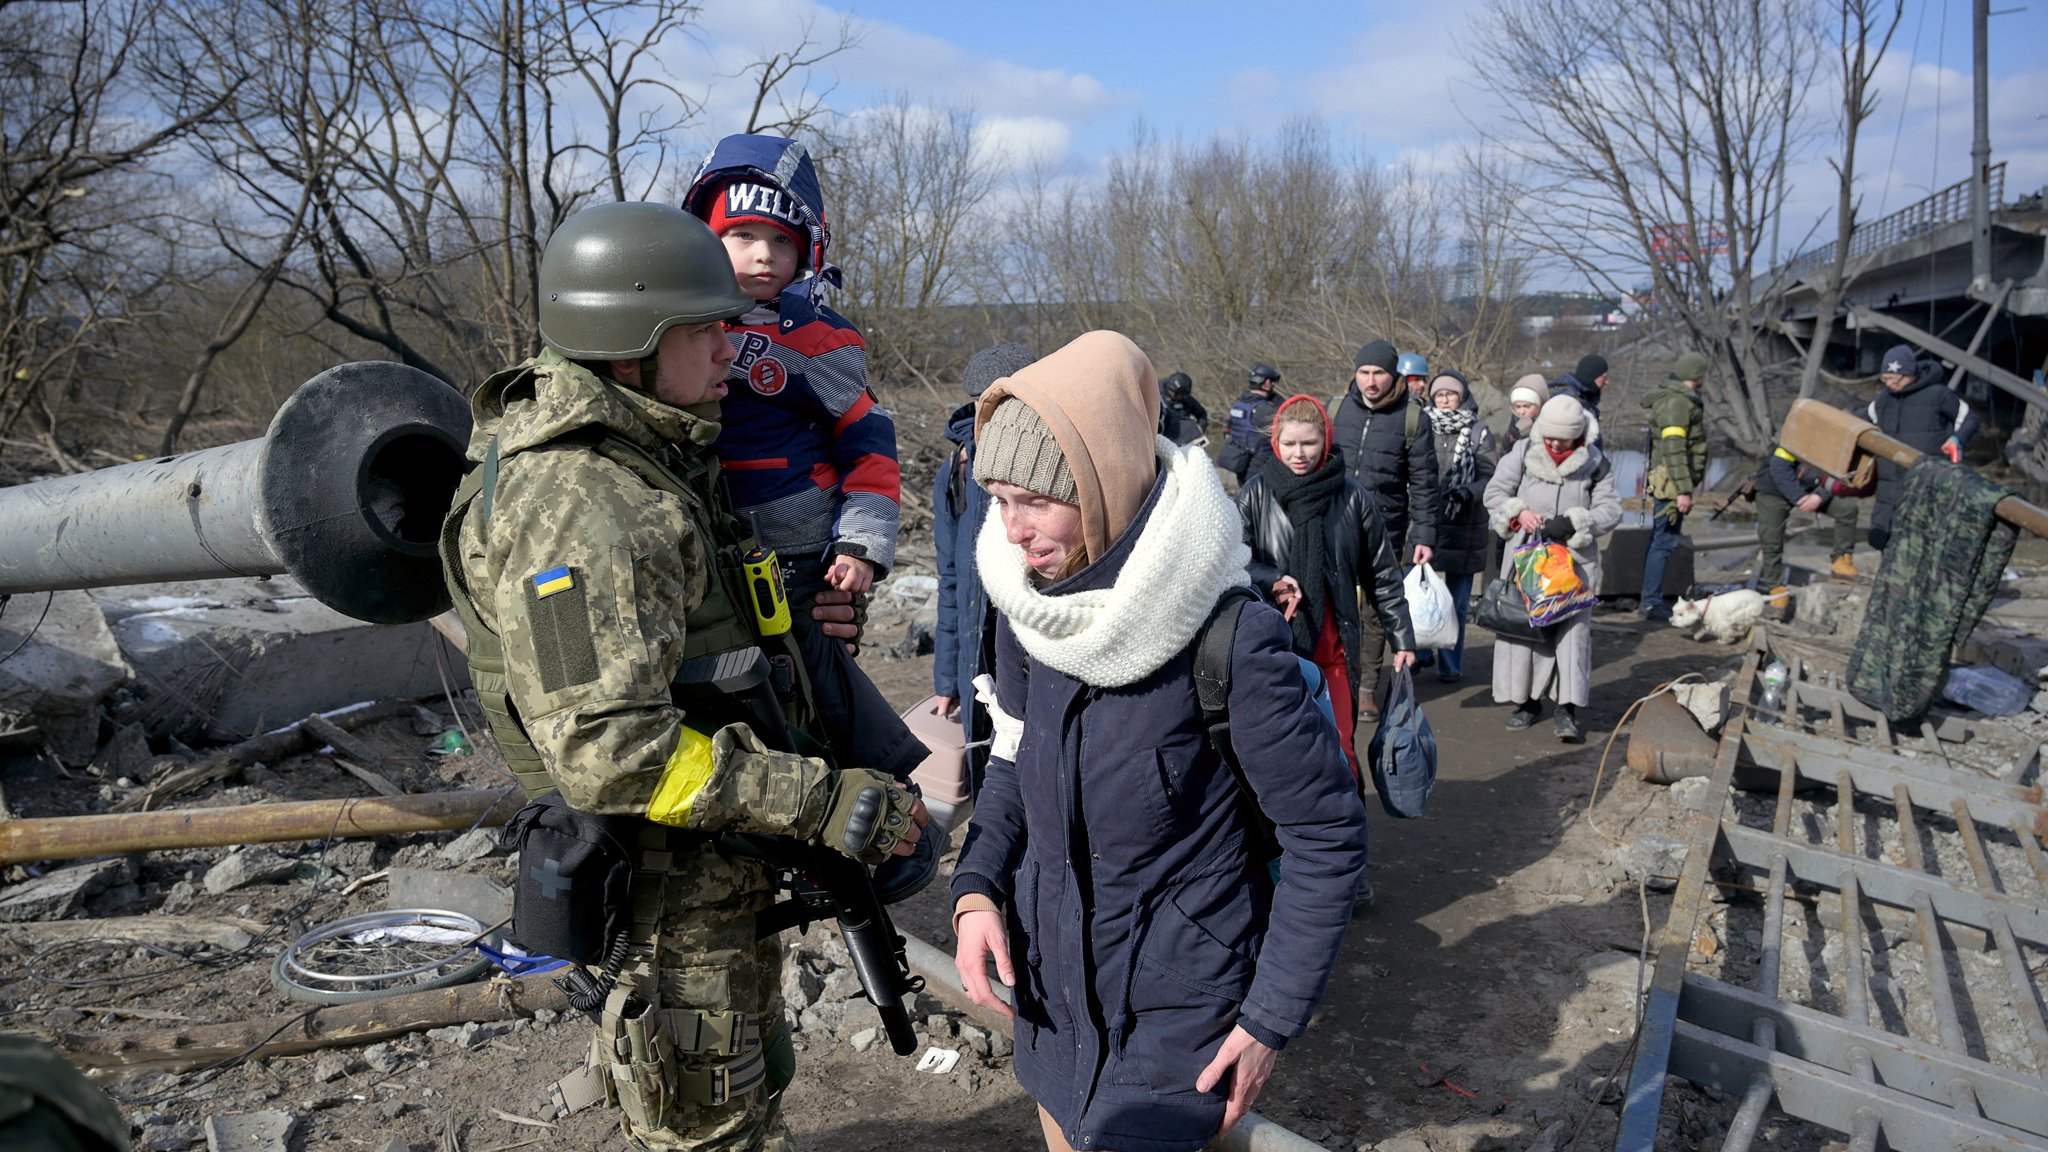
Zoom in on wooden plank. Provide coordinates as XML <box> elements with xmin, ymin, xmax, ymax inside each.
<box><xmin>53</xmin><ymin>976</ymin><xmax>569</xmax><ymax>1074</ymax></box>
<box><xmin>0</xmin><ymin>913</ymin><xmax>269</xmax><ymax>951</ymax></box>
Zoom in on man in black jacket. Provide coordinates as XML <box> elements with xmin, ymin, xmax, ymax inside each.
<box><xmin>1865</xmin><ymin>342</ymin><xmax>1979</xmax><ymax>550</ymax></box>
<box><xmin>1330</xmin><ymin>339</ymin><xmax>1439</xmax><ymax>716</ymax></box>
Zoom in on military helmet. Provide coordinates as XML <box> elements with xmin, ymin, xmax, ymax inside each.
<box><xmin>1248</xmin><ymin>363</ymin><xmax>1281</xmax><ymax>386</ymax></box>
<box><xmin>538</xmin><ymin>202</ymin><xmax>753</xmax><ymax>360</ymax></box>
<box><xmin>1396</xmin><ymin>352</ymin><xmax>1429</xmax><ymax>379</ymax></box>
<box><xmin>1162</xmin><ymin>371</ymin><xmax>1194</xmax><ymax>396</ymax></box>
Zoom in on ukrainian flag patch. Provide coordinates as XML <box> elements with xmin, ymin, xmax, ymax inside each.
<box><xmin>531</xmin><ymin>566</ymin><xmax>574</xmax><ymax>598</ymax></box>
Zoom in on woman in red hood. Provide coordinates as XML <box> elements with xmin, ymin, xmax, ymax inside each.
<box><xmin>1236</xmin><ymin>394</ymin><xmax>1416</xmax><ymax>776</ymax></box>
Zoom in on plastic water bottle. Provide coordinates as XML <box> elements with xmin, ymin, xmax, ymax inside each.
<box><xmin>1758</xmin><ymin>661</ymin><xmax>1789</xmax><ymax>712</ymax></box>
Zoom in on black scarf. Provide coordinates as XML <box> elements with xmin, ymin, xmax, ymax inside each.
<box><xmin>1259</xmin><ymin>452</ymin><xmax>1346</xmax><ymax>653</ymax></box>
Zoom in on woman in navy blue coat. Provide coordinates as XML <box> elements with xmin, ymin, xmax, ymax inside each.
<box><xmin>949</xmin><ymin>331</ymin><xmax>1369</xmax><ymax>1152</ymax></box>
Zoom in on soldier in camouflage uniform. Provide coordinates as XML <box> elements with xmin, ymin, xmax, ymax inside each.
<box><xmin>440</xmin><ymin>201</ymin><xmax>925</xmax><ymax>1151</ymax></box>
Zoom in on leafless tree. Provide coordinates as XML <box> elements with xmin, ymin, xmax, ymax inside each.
<box><xmin>829</xmin><ymin>99</ymin><xmax>1001</xmax><ymax>391</ymax></box>
<box><xmin>1464</xmin><ymin>0</ymin><xmax>1819</xmax><ymax>453</ymax></box>
<box><xmin>1792</xmin><ymin>0</ymin><xmax>1906</xmax><ymax>399</ymax></box>
<box><xmin>730</xmin><ymin>13</ymin><xmax>863</xmax><ymax>139</ymax></box>
<box><xmin>1</xmin><ymin>0</ymin><xmax>232</xmax><ymax>459</ymax></box>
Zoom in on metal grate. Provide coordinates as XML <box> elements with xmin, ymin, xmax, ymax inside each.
<box><xmin>1619</xmin><ymin>637</ymin><xmax>2048</xmax><ymax>1151</ymax></box>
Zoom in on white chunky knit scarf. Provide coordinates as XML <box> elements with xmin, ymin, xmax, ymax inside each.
<box><xmin>977</xmin><ymin>435</ymin><xmax>1251</xmax><ymax>688</ymax></box>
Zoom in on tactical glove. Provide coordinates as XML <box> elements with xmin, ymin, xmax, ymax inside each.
<box><xmin>816</xmin><ymin>768</ymin><xmax>918</xmax><ymax>864</ymax></box>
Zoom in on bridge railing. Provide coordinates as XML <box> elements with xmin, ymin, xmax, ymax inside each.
<box><xmin>1779</xmin><ymin>163</ymin><xmax>2006</xmax><ymax>281</ymax></box>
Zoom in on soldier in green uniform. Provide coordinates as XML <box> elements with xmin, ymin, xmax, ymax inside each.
<box><xmin>440</xmin><ymin>201</ymin><xmax>924</xmax><ymax>1151</ymax></box>
<box><xmin>1638</xmin><ymin>350</ymin><xmax>1710</xmax><ymax>621</ymax></box>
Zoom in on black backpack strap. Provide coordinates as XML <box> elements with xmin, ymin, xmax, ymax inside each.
<box><xmin>1194</xmin><ymin>587</ymin><xmax>1258</xmax><ymax>758</ymax></box>
<box><xmin>1193</xmin><ymin>586</ymin><xmax>1280</xmax><ymax>864</ymax></box>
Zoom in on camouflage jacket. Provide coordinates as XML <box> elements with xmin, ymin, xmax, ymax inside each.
<box><xmin>1642</xmin><ymin>379</ymin><xmax>1707</xmax><ymax>499</ymax></box>
<box><xmin>451</xmin><ymin>351</ymin><xmax>834</xmax><ymax>835</ymax></box>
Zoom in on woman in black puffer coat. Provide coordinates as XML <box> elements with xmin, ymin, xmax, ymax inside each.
<box><xmin>1238</xmin><ymin>394</ymin><xmax>1416</xmax><ymax>773</ymax></box>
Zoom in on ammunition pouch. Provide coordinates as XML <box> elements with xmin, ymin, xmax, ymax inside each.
<box><xmin>546</xmin><ymin>977</ymin><xmax>778</xmax><ymax>1127</ymax></box>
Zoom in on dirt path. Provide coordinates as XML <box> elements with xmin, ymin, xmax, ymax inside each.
<box><xmin>0</xmin><ymin>606</ymin><xmax>1819</xmax><ymax>1152</ymax></box>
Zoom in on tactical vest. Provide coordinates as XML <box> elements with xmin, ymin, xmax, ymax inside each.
<box><xmin>438</xmin><ymin>423</ymin><xmax>811</xmax><ymax>800</ymax></box>
<box><xmin>1225</xmin><ymin>391</ymin><xmax>1267</xmax><ymax>451</ymax></box>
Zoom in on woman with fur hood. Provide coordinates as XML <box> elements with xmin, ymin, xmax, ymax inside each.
<box><xmin>1237</xmin><ymin>393</ymin><xmax>1415</xmax><ymax>777</ymax></box>
<box><xmin>1482</xmin><ymin>395</ymin><xmax>1621</xmax><ymax>743</ymax></box>
<box><xmin>950</xmin><ymin>332</ymin><xmax>1367</xmax><ymax>1152</ymax></box>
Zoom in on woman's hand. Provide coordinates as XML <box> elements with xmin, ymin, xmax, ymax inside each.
<box><xmin>932</xmin><ymin>696</ymin><xmax>957</xmax><ymax>718</ymax></box>
<box><xmin>952</xmin><ymin>908</ymin><xmax>1016</xmax><ymax>1019</ymax></box>
<box><xmin>1391</xmin><ymin>650</ymin><xmax>1417</xmax><ymax>672</ymax></box>
<box><xmin>1515</xmin><ymin>509</ymin><xmax>1546</xmax><ymax>534</ymax></box>
<box><xmin>1270</xmin><ymin>575</ymin><xmax>1303</xmax><ymax>621</ymax></box>
<box><xmin>1195</xmin><ymin>1025</ymin><xmax>1279</xmax><ymax>1138</ymax></box>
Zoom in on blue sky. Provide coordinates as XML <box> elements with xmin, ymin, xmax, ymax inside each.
<box><xmin>677</xmin><ymin>0</ymin><xmax>2048</xmax><ymax>247</ymax></box>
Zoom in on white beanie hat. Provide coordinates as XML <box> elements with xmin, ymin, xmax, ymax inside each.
<box><xmin>1534</xmin><ymin>394</ymin><xmax>1588</xmax><ymax>440</ymax></box>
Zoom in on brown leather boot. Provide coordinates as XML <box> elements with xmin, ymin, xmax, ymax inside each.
<box><xmin>1830</xmin><ymin>554</ymin><xmax>1858</xmax><ymax>580</ymax></box>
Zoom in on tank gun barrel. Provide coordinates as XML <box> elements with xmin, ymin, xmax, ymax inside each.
<box><xmin>0</xmin><ymin>363</ymin><xmax>471</xmax><ymax>624</ymax></box>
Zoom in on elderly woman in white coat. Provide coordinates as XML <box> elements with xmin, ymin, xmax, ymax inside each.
<box><xmin>1482</xmin><ymin>395</ymin><xmax>1621</xmax><ymax>743</ymax></box>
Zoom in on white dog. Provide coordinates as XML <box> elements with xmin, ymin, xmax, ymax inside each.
<box><xmin>1669</xmin><ymin>589</ymin><xmax>1769</xmax><ymax>644</ymax></box>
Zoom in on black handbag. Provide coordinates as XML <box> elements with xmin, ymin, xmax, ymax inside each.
<box><xmin>1475</xmin><ymin>574</ymin><xmax>1555</xmax><ymax>645</ymax></box>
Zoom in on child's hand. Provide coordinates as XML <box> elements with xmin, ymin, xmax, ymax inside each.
<box><xmin>826</xmin><ymin>555</ymin><xmax>876</xmax><ymax>595</ymax></box>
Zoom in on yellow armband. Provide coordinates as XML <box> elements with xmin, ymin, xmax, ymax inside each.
<box><xmin>647</xmin><ymin>725</ymin><xmax>717</xmax><ymax>826</ymax></box>
<box><xmin>1659</xmin><ymin>426</ymin><xmax>1689</xmax><ymax>439</ymax></box>
<box><xmin>1773</xmin><ymin>447</ymin><xmax>1797</xmax><ymax>462</ymax></box>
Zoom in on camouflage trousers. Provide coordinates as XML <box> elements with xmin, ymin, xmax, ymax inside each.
<box><xmin>572</xmin><ymin>846</ymin><xmax>795</xmax><ymax>1152</ymax></box>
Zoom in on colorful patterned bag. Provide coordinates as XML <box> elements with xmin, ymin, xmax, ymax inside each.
<box><xmin>1509</xmin><ymin>541</ymin><xmax>1598</xmax><ymax>627</ymax></box>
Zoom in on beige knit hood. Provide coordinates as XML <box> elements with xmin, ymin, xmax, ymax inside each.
<box><xmin>974</xmin><ymin>330</ymin><xmax>1160</xmax><ymax>564</ymax></box>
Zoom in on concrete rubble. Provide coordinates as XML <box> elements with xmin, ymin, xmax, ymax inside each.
<box><xmin>0</xmin><ymin>857</ymin><xmax>138</xmax><ymax>921</ymax></box>
<box><xmin>0</xmin><ymin>589</ymin><xmax>132</xmax><ymax>763</ymax></box>
<box><xmin>98</xmin><ymin>577</ymin><xmax>462</xmax><ymax>743</ymax></box>
<box><xmin>202</xmin><ymin>1110</ymin><xmax>296</xmax><ymax>1152</ymax></box>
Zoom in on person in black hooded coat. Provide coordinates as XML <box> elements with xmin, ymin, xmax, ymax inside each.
<box><xmin>1864</xmin><ymin>342</ymin><xmax>1980</xmax><ymax>550</ymax></box>
<box><xmin>1238</xmin><ymin>394</ymin><xmax>1416</xmax><ymax>777</ymax></box>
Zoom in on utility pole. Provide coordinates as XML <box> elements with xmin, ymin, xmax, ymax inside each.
<box><xmin>1969</xmin><ymin>0</ymin><xmax>1992</xmax><ymax>297</ymax></box>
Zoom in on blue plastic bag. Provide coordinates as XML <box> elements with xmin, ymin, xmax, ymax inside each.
<box><xmin>1366</xmin><ymin>668</ymin><xmax>1436</xmax><ymax>819</ymax></box>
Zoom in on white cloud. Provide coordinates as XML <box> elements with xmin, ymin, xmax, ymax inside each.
<box><xmin>975</xmin><ymin>116</ymin><xmax>1075</xmax><ymax>173</ymax></box>
<box><xmin>687</xmin><ymin>0</ymin><xmax>1125</xmax><ymax>148</ymax></box>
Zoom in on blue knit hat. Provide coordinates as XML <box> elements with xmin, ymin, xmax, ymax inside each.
<box><xmin>1880</xmin><ymin>344</ymin><xmax>1917</xmax><ymax>376</ymax></box>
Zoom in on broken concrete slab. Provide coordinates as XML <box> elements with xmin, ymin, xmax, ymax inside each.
<box><xmin>0</xmin><ymin>857</ymin><xmax>137</xmax><ymax>921</ymax></box>
<box><xmin>1668</xmin><ymin>680</ymin><xmax>1730</xmax><ymax>734</ymax></box>
<box><xmin>434</xmin><ymin>827</ymin><xmax>498</xmax><ymax>866</ymax></box>
<box><xmin>90</xmin><ymin>723</ymin><xmax>153</xmax><ymax>780</ymax></box>
<box><xmin>0</xmin><ymin>589</ymin><xmax>132</xmax><ymax>763</ymax></box>
<box><xmin>1623</xmin><ymin>835</ymin><xmax>1689</xmax><ymax>891</ymax></box>
<box><xmin>1668</xmin><ymin>776</ymin><xmax>1721</xmax><ymax>814</ymax></box>
<box><xmin>203</xmin><ymin>1110</ymin><xmax>296</xmax><ymax>1152</ymax></box>
<box><xmin>385</xmin><ymin>867</ymin><xmax>509</xmax><ymax>926</ymax></box>
<box><xmin>1959</xmin><ymin>625</ymin><xmax>2048</xmax><ymax>685</ymax></box>
<box><xmin>202</xmin><ymin>848</ymin><xmax>299</xmax><ymax>896</ymax></box>
<box><xmin>98</xmin><ymin>576</ymin><xmax>464</xmax><ymax>743</ymax></box>
<box><xmin>139</xmin><ymin>1124</ymin><xmax>205</xmax><ymax>1152</ymax></box>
